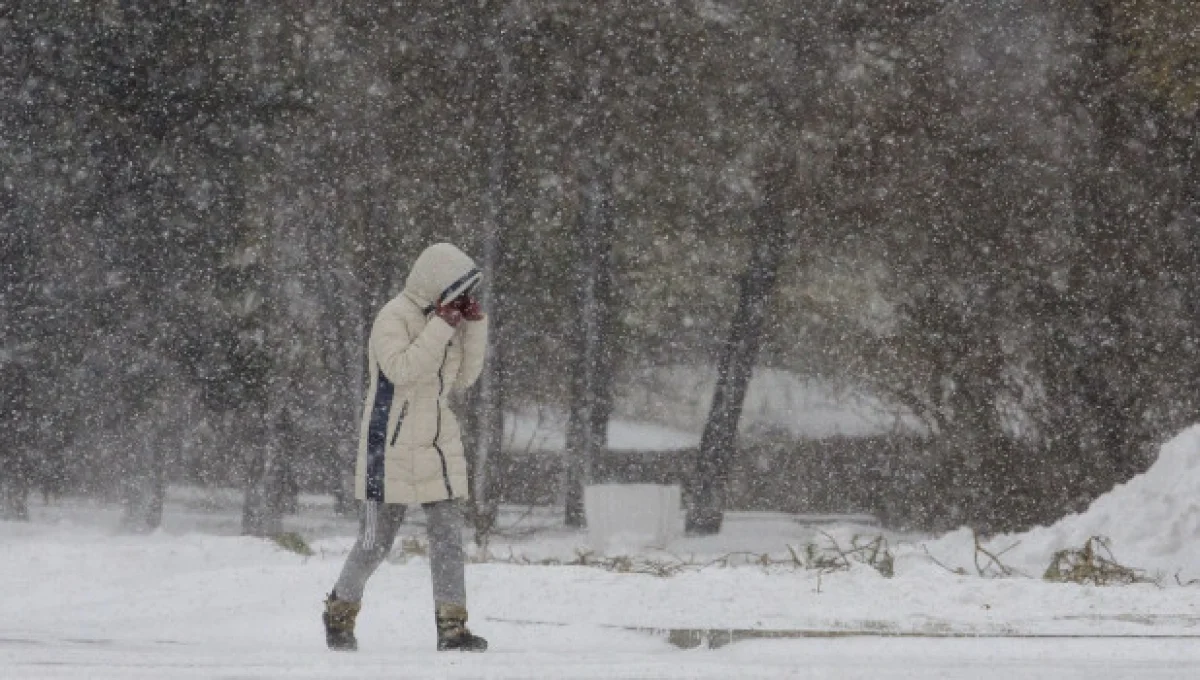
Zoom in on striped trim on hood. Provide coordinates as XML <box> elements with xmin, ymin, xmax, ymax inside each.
<box><xmin>402</xmin><ymin>243</ymin><xmax>481</xmax><ymax>311</ymax></box>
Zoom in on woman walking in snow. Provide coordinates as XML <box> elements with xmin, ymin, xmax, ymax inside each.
<box><xmin>323</xmin><ymin>242</ymin><xmax>489</xmax><ymax>652</ymax></box>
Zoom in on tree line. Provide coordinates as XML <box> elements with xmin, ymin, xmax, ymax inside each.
<box><xmin>1</xmin><ymin>1</ymin><xmax>1197</xmax><ymax>535</ymax></box>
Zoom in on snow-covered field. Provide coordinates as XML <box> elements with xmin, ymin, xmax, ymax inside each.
<box><xmin>5</xmin><ymin>518</ymin><xmax>1200</xmax><ymax>679</ymax></box>
<box><xmin>7</xmin><ymin>427</ymin><xmax>1200</xmax><ymax>678</ymax></box>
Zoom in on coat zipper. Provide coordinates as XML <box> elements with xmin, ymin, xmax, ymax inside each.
<box><xmin>433</xmin><ymin>344</ymin><xmax>454</xmax><ymax>498</ymax></box>
<box><xmin>389</xmin><ymin>401</ymin><xmax>409</xmax><ymax>447</ymax></box>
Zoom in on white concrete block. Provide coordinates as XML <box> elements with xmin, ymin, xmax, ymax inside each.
<box><xmin>584</xmin><ymin>483</ymin><xmax>683</xmax><ymax>553</ymax></box>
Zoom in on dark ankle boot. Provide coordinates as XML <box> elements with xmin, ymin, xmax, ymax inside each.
<box><xmin>435</xmin><ymin>602</ymin><xmax>488</xmax><ymax>652</ymax></box>
<box><xmin>323</xmin><ymin>592</ymin><xmax>361</xmax><ymax>651</ymax></box>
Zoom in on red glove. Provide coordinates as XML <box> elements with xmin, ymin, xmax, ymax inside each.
<box><xmin>434</xmin><ymin>302</ymin><xmax>463</xmax><ymax>328</ymax></box>
<box><xmin>458</xmin><ymin>296</ymin><xmax>484</xmax><ymax>321</ymax></box>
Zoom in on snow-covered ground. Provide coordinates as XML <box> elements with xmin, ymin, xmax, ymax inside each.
<box><xmin>4</xmin><ymin>514</ymin><xmax>1200</xmax><ymax>679</ymax></box>
<box><xmin>8</xmin><ymin>426</ymin><xmax>1200</xmax><ymax>678</ymax></box>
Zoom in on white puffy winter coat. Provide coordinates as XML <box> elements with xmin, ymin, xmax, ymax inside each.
<box><xmin>354</xmin><ymin>243</ymin><xmax>486</xmax><ymax>504</ymax></box>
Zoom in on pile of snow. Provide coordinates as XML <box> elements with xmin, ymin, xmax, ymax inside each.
<box><xmin>919</xmin><ymin>425</ymin><xmax>1200</xmax><ymax>582</ymax></box>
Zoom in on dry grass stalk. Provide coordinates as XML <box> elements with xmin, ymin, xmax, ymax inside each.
<box><xmin>972</xmin><ymin>530</ymin><xmax>1024</xmax><ymax>578</ymax></box>
<box><xmin>1043</xmin><ymin>536</ymin><xmax>1154</xmax><ymax>586</ymax></box>
<box><xmin>470</xmin><ymin>535</ymin><xmax>896</xmax><ymax>579</ymax></box>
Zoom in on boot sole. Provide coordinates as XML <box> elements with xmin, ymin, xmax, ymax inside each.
<box><xmin>437</xmin><ymin>642</ymin><xmax>488</xmax><ymax>652</ymax></box>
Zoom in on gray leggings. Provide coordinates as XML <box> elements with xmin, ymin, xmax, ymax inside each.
<box><xmin>332</xmin><ymin>500</ymin><xmax>467</xmax><ymax>606</ymax></box>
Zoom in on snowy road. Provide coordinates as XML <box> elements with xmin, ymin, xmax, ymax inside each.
<box><xmin>5</xmin><ymin>635</ymin><xmax>1200</xmax><ymax>679</ymax></box>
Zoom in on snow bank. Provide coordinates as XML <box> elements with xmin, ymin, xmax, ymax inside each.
<box><xmin>919</xmin><ymin>425</ymin><xmax>1200</xmax><ymax>581</ymax></box>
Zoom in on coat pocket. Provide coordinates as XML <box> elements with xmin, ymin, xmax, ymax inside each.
<box><xmin>389</xmin><ymin>401</ymin><xmax>410</xmax><ymax>447</ymax></box>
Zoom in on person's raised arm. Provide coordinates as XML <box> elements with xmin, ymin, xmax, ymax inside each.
<box><xmin>372</xmin><ymin>308</ymin><xmax>456</xmax><ymax>387</ymax></box>
<box><xmin>453</xmin><ymin>307</ymin><xmax>487</xmax><ymax>393</ymax></box>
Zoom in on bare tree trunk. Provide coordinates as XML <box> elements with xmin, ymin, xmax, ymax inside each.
<box><xmin>468</xmin><ymin>195</ymin><xmax>509</xmax><ymax>544</ymax></box>
<box><xmin>119</xmin><ymin>389</ymin><xmax>171</xmax><ymax>533</ymax></box>
<box><xmin>590</xmin><ymin>168</ymin><xmax>618</xmax><ymax>481</ymax></box>
<box><xmin>242</xmin><ymin>407</ymin><xmax>294</xmax><ymax>537</ymax></box>
<box><xmin>563</xmin><ymin>173</ymin><xmax>596</xmax><ymax>528</ymax></box>
<box><xmin>564</xmin><ymin>159</ymin><xmax>616</xmax><ymax>527</ymax></box>
<box><xmin>467</xmin><ymin>15</ymin><xmax>514</xmax><ymax>545</ymax></box>
<box><xmin>687</xmin><ymin>165</ymin><xmax>790</xmax><ymax>535</ymax></box>
<box><xmin>312</xmin><ymin>216</ymin><xmax>367</xmax><ymax>518</ymax></box>
<box><xmin>1064</xmin><ymin>0</ymin><xmax>1140</xmax><ymax>491</ymax></box>
<box><xmin>120</xmin><ymin>431</ymin><xmax>166</xmax><ymax>533</ymax></box>
<box><xmin>243</xmin><ymin>229</ymin><xmax>299</xmax><ymax>538</ymax></box>
<box><xmin>1</xmin><ymin>238</ymin><xmax>34</xmax><ymax>521</ymax></box>
<box><xmin>0</xmin><ymin>366</ymin><xmax>32</xmax><ymax>521</ymax></box>
<box><xmin>335</xmin><ymin>299</ymin><xmax>365</xmax><ymax>518</ymax></box>
<box><xmin>0</xmin><ymin>455</ymin><xmax>31</xmax><ymax>521</ymax></box>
